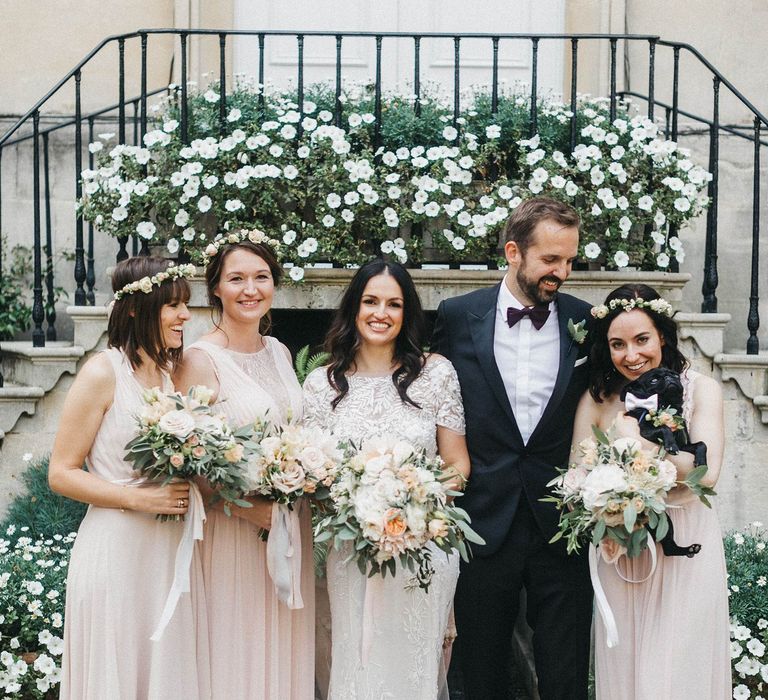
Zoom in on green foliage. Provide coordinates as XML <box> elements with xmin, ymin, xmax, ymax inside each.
<box><xmin>0</xmin><ymin>238</ymin><xmax>71</xmax><ymax>341</ymax></box>
<box><xmin>725</xmin><ymin>522</ymin><xmax>768</xmax><ymax>696</ymax></box>
<box><xmin>294</xmin><ymin>344</ymin><xmax>330</xmax><ymax>385</ymax></box>
<box><xmin>0</xmin><ymin>456</ymin><xmax>87</xmax><ymax>544</ymax></box>
<box><xmin>0</xmin><ymin>532</ymin><xmax>72</xmax><ymax>698</ymax></box>
<box><xmin>0</xmin><ymin>241</ymin><xmax>32</xmax><ymax>340</ymax></box>
<box><xmin>724</xmin><ymin>522</ymin><xmax>768</xmax><ymax>630</ymax></box>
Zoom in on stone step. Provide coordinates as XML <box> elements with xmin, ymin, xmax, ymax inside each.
<box><xmin>755</xmin><ymin>396</ymin><xmax>768</xmax><ymax>423</ymax></box>
<box><xmin>66</xmin><ymin>305</ymin><xmax>110</xmax><ymax>352</ymax></box>
<box><xmin>714</xmin><ymin>352</ymin><xmax>768</xmax><ymax>401</ymax></box>
<box><xmin>0</xmin><ymin>341</ymin><xmax>85</xmax><ymax>392</ymax></box>
<box><xmin>0</xmin><ymin>383</ymin><xmax>45</xmax><ymax>434</ymax></box>
<box><xmin>676</xmin><ymin>312</ymin><xmax>732</xmax><ymax>357</ymax></box>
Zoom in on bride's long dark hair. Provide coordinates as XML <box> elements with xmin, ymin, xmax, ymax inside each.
<box><xmin>589</xmin><ymin>283</ymin><xmax>688</xmax><ymax>402</ymax></box>
<box><xmin>324</xmin><ymin>259</ymin><xmax>427</xmax><ymax>410</ymax></box>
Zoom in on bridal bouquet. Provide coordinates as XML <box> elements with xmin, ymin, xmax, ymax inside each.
<box><xmin>125</xmin><ymin>385</ymin><xmax>254</xmax><ymax>519</ymax></box>
<box><xmin>544</xmin><ymin>425</ymin><xmax>711</xmax><ymax>558</ymax></box>
<box><xmin>314</xmin><ymin>436</ymin><xmax>484</xmax><ymax>591</ymax></box>
<box><xmin>242</xmin><ymin>420</ymin><xmax>343</xmax><ymax>508</ymax></box>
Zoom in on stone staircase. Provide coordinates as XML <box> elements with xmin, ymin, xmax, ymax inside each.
<box><xmin>0</xmin><ymin>306</ymin><xmax>108</xmax><ymax>471</ymax></box>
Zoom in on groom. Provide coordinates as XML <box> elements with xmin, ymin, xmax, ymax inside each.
<box><xmin>432</xmin><ymin>197</ymin><xmax>593</xmax><ymax>700</ymax></box>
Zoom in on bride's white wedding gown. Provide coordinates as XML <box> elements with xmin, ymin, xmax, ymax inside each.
<box><xmin>303</xmin><ymin>358</ymin><xmax>466</xmax><ymax>700</ymax></box>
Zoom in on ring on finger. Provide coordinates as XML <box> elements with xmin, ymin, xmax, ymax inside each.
<box><xmin>177</xmin><ymin>498</ymin><xmax>185</xmax><ymax>508</ymax></box>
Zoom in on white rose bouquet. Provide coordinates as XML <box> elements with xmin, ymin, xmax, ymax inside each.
<box><xmin>544</xmin><ymin>424</ymin><xmax>712</xmax><ymax>559</ymax></box>
<box><xmin>243</xmin><ymin>420</ymin><xmax>342</xmax><ymax>511</ymax></box>
<box><xmin>125</xmin><ymin>385</ymin><xmax>255</xmax><ymax>520</ymax></box>
<box><xmin>314</xmin><ymin>436</ymin><xmax>484</xmax><ymax>592</ymax></box>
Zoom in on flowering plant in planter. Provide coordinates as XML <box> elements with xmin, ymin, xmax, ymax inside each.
<box><xmin>78</xmin><ymin>80</ymin><xmax>710</xmax><ymax>271</ymax></box>
<box><xmin>725</xmin><ymin>522</ymin><xmax>768</xmax><ymax>698</ymax></box>
<box><xmin>0</xmin><ymin>527</ymin><xmax>73</xmax><ymax>699</ymax></box>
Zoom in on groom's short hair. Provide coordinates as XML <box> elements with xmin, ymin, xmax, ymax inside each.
<box><xmin>503</xmin><ymin>196</ymin><xmax>580</xmax><ymax>251</ymax></box>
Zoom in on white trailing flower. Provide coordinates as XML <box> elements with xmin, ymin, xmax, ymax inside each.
<box><xmin>136</xmin><ymin>221</ymin><xmax>156</xmax><ymax>239</ymax></box>
<box><xmin>613</xmin><ymin>250</ymin><xmax>629</xmax><ymax>268</ymax></box>
<box><xmin>584</xmin><ymin>242</ymin><xmax>602</xmax><ymax>259</ymax></box>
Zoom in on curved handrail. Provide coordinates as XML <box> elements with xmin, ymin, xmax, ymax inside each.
<box><xmin>619</xmin><ymin>91</ymin><xmax>768</xmax><ymax>147</ymax></box>
<box><xmin>1</xmin><ymin>87</ymin><xmax>169</xmax><ymax>148</ymax></box>
<box><xmin>657</xmin><ymin>39</ymin><xmax>768</xmax><ymax>129</ymax></box>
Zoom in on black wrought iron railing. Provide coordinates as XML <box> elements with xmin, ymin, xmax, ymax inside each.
<box><xmin>0</xmin><ymin>29</ymin><xmax>766</xmax><ymax>370</ymax></box>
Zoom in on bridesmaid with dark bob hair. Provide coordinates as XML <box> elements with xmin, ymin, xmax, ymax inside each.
<box><xmin>49</xmin><ymin>256</ymin><xmax>210</xmax><ymax>698</ymax></box>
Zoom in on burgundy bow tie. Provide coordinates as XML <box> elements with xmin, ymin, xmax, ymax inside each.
<box><xmin>506</xmin><ymin>305</ymin><xmax>550</xmax><ymax>330</ymax></box>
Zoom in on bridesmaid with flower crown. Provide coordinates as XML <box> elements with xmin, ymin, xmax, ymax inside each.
<box><xmin>175</xmin><ymin>230</ymin><xmax>314</xmax><ymax>699</ymax></box>
<box><xmin>49</xmin><ymin>257</ymin><xmax>210</xmax><ymax>699</ymax></box>
<box><xmin>572</xmin><ymin>283</ymin><xmax>730</xmax><ymax>699</ymax></box>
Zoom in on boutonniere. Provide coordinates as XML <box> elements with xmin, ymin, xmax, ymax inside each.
<box><xmin>567</xmin><ymin>318</ymin><xmax>588</xmax><ymax>345</ymax></box>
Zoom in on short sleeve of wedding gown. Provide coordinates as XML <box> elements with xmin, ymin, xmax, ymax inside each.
<box><xmin>429</xmin><ymin>357</ymin><xmax>466</xmax><ymax>435</ymax></box>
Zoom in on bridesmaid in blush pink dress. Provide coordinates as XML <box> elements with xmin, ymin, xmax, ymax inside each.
<box><xmin>571</xmin><ymin>283</ymin><xmax>730</xmax><ymax>699</ymax></box>
<box><xmin>49</xmin><ymin>257</ymin><xmax>210</xmax><ymax>699</ymax></box>
<box><xmin>175</xmin><ymin>232</ymin><xmax>314</xmax><ymax>699</ymax></box>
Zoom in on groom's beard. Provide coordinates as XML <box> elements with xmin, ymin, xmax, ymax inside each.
<box><xmin>516</xmin><ymin>266</ymin><xmax>563</xmax><ymax>305</ymax></box>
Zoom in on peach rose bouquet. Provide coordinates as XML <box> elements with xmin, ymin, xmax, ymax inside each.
<box><xmin>125</xmin><ymin>385</ymin><xmax>255</xmax><ymax>520</ymax></box>
<box><xmin>315</xmin><ymin>436</ymin><xmax>484</xmax><ymax>591</ymax></box>
<box><xmin>543</xmin><ymin>424</ymin><xmax>712</xmax><ymax>559</ymax></box>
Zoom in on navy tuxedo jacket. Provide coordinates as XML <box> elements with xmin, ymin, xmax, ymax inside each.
<box><xmin>432</xmin><ymin>284</ymin><xmax>593</xmax><ymax>556</ymax></box>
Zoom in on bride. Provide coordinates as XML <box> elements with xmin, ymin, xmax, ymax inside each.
<box><xmin>303</xmin><ymin>259</ymin><xmax>470</xmax><ymax>700</ymax></box>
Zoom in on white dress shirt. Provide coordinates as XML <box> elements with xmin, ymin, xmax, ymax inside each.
<box><xmin>493</xmin><ymin>277</ymin><xmax>560</xmax><ymax>444</ymax></box>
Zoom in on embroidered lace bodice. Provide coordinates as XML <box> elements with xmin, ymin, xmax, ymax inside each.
<box><xmin>302</xmin><ymin>357</ymin><xmax>465</xmax><ymax>455</ymax></box>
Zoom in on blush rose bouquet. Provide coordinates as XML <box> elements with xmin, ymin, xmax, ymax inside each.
<box><xmin>125</xmin><ymin>385</ymin><xmax>255</xmax><ymax>520</ymax></box>
<box><xmin>314</xmin><ymin>436</ymin><xmax>484</xmax><ymax>591</ymax></box>
<box><xmin>543</xmin><ymin>424</ymin><xmax>712</xmax><ymax>558</ymax></box>
<box><xmin>242</xmin><ymin>420</ymin><xmax>342</xmax><ymax>510</ymax></box>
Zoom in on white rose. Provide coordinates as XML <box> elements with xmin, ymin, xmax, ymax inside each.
<box><xmin>157</xmin><ymin>410</ymin><xmax>196</xmax><ymax>439</ymax></box>
<box><xmin>561</xmin><ymin>466</ymin><xmax>588</xmax><ymax>496</ymax></box>
<box><xmin>659</xmin><ymin>459</ymin><xmax>678</xmax><ymax>487</ymax></box>
<box><xmin>299</xmin><ymin>445</ymin><xmax>327</xmax><ymax>475</ymax></box>
<box><xmin>581</xmin><ymin>464</ymin><xmax>628</xmax><ymax>511</ymax></box>
<box><xmin>259</xmin><ymin>436</ymin><xmax>283</xmax><ymax>462</ymax></box>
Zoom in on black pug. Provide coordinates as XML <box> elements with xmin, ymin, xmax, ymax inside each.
<box><xmin>620</xmin><ymin>367</ymin><xmax>707</xmax><ymax>558</ymax></box>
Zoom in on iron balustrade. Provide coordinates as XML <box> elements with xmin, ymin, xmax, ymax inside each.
<box><xmin>0</xmin><ymin>29</ymin><xmax>765</xmax><ymax>355</ymax></box>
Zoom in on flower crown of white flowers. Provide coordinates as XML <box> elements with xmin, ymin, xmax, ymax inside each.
<box><xmin>201</xmin><ymin>228</ymin><xmax>281</xmax><ymax>266</ymax></box>
<box><xmin>590</xmin><ymin>297</ymin><xmax>674</xmax><ymax>319</ymax></box>
<box><xmin>113</xmin><ymin>263</ymin><xmax>196</xmax><ymax>301</ymax></box>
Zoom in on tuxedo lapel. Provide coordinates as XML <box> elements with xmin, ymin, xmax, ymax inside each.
<box><xmin>529</xmin><ymin>294</ymin><xmax>581</xmax><ymax>442</ymax></box>
<box><xmin>467</xmin><ymin>285</ymin><xmax>523</xmax><ymax>444</ymax></box>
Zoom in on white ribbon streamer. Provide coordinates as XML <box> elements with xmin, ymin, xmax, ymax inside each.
<box><xmin>589</xmin><ymin>536</ymin><xmax>658</xmax><ymax>648</ymax></box>
<box><xmin>151</xmin><ymin>481</ymin><xmax>206</xmax><ymax>641</ymax></box>
<box><xmin>266</xmin><ymin>503</ymin><xmax>304</xmax><ymax>609</ymax></box>
<box><xmin>624</xmin><ymin>391</ymin><xmax>658</xmax><ymax>413</ymax></box>
<box><xmin>361</xmin><ymin>573</ymin><xmax>384</xmax><ymax>667</ymax></box>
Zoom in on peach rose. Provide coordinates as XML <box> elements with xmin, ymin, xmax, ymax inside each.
<box><xmin>169</xmin><ymin>453</ymin><xmax>185</xmax><ymax>469</ymax></box>
<box><xmin>192</xmin><ymin>446</ymin><xmax>206</xmax><ymax>458</ymax></box>
<box><xmin>383</xmin><ymin>508</ymin><xmax>407</xmax><ymax>538</ymax></box>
